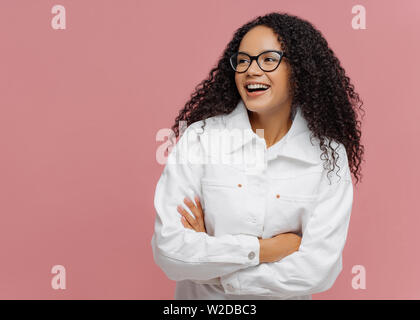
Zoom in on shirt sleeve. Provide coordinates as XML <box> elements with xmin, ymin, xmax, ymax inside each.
<box><xmin>219</xmin><ymin>145</ymin><xmax>353</xmax><ymax>298</ymax></box>
<box><xmin>151</xmin><ymin>122</ymin><xmax>260</xmax><ymax>282</ymax></box>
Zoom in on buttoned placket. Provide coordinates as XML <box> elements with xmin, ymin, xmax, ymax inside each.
<box><xmin>243</xmin><ymin>135</ymin><xmax>267</xmax><ymax>230</ymax></box>
<box><xmin>241</xmin><ymin>131</ymin><xmax>287</xmax><ymax>240</ymax></box>
<box><xmin>223</xmin><ymin>135</ymin><xmax>284</xmax><ymax>291</ymax></box>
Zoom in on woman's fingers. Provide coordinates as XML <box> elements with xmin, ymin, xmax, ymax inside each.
<box><xmin>193</xmin><ymin>196</ymin><xmax>206</xmax><ymax>232</ymax></box>
<box><xmin>194</xmin><ymin>196</ymin><xmax>203</xmax><ymax>213</ymax></box>
<box><xmin>183</xmin><ymin>197</ymin><xmax>202</xmax><ymax>229</ymax></box>
<box><xmin>178</xmin><ymin>196</ymin><xmax>206</xmax><ymax>233</ymax></box>
<box><xmin>177</xmin><ymin>204</ymin><xmax>196</xmax><ymax>228</ymax></box>
<box><xmin>180</xmin><ymin>215</ymin><xmax>193</xmax><ymax>230</ymax></box>
<box><xmin>184</xmin><ymin>197</ymin><xmax>203</xmax><ymax>220</ymax></box>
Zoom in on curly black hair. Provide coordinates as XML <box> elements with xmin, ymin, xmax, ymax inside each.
<box><xmin>170</xmin><ymin>12</ymin><xmax>365</xmax><ymax>185</ymax></box>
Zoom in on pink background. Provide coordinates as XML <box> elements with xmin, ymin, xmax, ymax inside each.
<box><xmin>0</xmin><ymin>0</ymin><xmax>419</xmax><ymax>299</ymax></box>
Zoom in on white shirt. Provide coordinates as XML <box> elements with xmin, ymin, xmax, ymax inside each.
<box><xmin>151</xmin><ymin>99</ymin><xmax>353</xmax><ymax>300</ymax></box>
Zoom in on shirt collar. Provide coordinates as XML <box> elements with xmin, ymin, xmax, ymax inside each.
<box><xmin>221</xmin><ymin>99</ymin><xmax>321</xmax><ymax>165</ymax></box>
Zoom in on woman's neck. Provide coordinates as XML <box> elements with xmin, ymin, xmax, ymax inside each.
<box><xmin>248</xmin><ymin>104</ymin><xmax>292</xmax><ymax>148</ymax></box>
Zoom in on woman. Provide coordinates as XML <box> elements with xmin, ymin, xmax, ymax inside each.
<box><xmin>151</xmin><ymin>12</ymin><xmax>364</xmax><ymax>300</ymax></box>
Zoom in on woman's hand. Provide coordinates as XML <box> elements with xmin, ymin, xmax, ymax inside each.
<box><xmin>258</xmin><ymin>233</ymin><xmax>302</xmax><ymax>263</ymax></box>
<box><xmin>177</xmin><ymin>196</ymin><xmax>207</xmax><ymax>233</ymax></box>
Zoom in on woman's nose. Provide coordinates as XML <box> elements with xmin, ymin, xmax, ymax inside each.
<box><xmin>247</xmin><ymin>59</ymin><xmax>263</xmax><ymax>74</ymax></box>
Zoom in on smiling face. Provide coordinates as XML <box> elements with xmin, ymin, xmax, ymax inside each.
<box><xmin>235</xmin><ymin>25</ymin><xmax>293</xmax><ymax>115</ymax></box>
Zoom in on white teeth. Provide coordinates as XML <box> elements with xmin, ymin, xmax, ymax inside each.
<box><xmin>246</xmin><ymin>83</ymin><xmax>269</xmax><ymax>89</ymax></box>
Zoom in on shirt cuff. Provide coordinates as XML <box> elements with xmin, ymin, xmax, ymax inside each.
<box><xmin>219</xmin><ymin>235</ymin><xmax>260</xmax><ymax>294</ymax></box>
<box><xmin>220</xmin><ymin>271</ymin><xmax>241</xmax><ymax>294</ymax></box>
<box><xmin>242</xmin><ymin>234</ymin><xmax>260</xmax><ymax>266</ymax></box>
<box><xmin>197</xmin><ymin>233</ymin><xmax>260</xmax><ymax>265</ymax></box>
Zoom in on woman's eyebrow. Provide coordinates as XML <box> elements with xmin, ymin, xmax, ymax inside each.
<box><xmin>237</xmin><ymin>49</ymin><xmax>279</xmax><ymax>55</ymax></box>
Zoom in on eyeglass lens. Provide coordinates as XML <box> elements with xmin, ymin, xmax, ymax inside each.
<box><xmin>231</xmin><ymin>51</ymin><xmax>281</xmax><ymax>72</ymax></box>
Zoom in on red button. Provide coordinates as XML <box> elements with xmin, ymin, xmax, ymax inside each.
<box><xmin>276</xmin><ymin>194</ymin><xmax>280</xmax><ymax>198</ymax></box>
<box><xmin>238</xmin><ymin>184</ymin><xmax>242</xmax><ymax>188</ymax></box>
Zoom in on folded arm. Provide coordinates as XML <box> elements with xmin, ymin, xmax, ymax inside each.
<box><xmin>151</xmin><ymin>123</ymin><xmax>260</xmax><ymax>281</ymax></box>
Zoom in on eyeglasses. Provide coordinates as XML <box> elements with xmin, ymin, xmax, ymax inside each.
<box><xmin>229</xmin><ymin>50</ymin><xmax>286</xmax><ymax>73</ymax></box>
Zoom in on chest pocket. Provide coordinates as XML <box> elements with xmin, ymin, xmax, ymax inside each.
<box><xmin>200</xmin><ymin>164</ymin><xmax>250</xmax><ymax>237</ymax></box>
<box><xmin>265</xmin><ymin>170</ymin><xmax>322</xmax><ymax>236</ymax></box>
<box><xmin>271</xmin><ymin>170</ymin><xmax>322</xmax><ymax>199</ymax></box>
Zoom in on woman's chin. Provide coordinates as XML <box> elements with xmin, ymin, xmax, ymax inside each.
<box><xmin>243</xmin><ymin>95</ymin><xmax>272</xmax><ymax>112</ymax></box>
